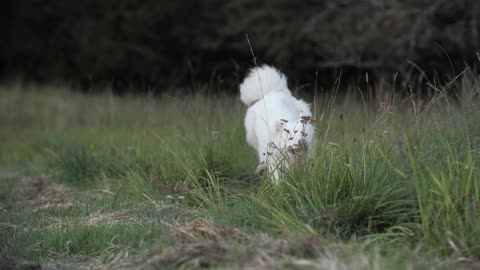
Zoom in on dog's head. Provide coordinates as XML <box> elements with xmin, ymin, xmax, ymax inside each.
<box><xmin>274</xmin><ymin>117</ymin><xmax>314</xmax><ymax>162</ymax></box>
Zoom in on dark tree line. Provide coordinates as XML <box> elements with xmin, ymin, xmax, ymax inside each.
<box><xmin>1</xmin><ymin>0</ymin><xmax>479</xmax><ymax>93</ymax></box>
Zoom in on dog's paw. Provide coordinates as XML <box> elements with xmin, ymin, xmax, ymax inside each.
<box><xmin>256</xmin><ymin>162</ymin><xmax>267</xmax><ymax>176</ymax></box>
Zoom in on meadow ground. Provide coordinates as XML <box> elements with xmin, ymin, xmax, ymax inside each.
<box><xmin>1</xmin><ymin>73</ymin><xmax>480</xmax><ymax>269</ymax></box>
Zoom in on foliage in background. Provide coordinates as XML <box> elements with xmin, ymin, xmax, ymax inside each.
<box><xmin>1</xmin><ymin>0</ymin><xmax>479</xmax><ymax>92</ymax></box>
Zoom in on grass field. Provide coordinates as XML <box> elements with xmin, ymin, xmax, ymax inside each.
<box><xmin>1</xmin><ymin>73</ymin><xmax>480</xmax><ymax>269</ymax></box>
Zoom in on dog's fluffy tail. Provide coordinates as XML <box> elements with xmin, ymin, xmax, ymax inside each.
<box><xmin>239</xmin><ymin>65</ymin><xmax>289</xmax><ymax>106</ymax></box>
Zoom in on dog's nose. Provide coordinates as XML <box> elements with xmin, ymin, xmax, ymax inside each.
<box><xmin>298</xmin><ymin>139</ymin><xmax>307</xmax><ymax>149</ymax></box>
<box><xmin>297</xmin><ymin>140</ymin><xmax>309</xmax><ymax>154</ymax></box>
<box><xmin>288</xmin><ymin>139</ymin><xmax>308</xmax><ymax>156</ymax></box>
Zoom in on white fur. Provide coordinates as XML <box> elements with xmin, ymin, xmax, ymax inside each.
<box><xmin>240</xmin><ymin>65</ymin><xmax>314</xmax><ymax>182</ymax></box>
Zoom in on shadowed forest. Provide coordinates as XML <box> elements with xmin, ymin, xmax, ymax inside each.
<box><xmin>1</xmin><ymin>0</ymin><xmax>479</xmax><ymax>93</ymax></box>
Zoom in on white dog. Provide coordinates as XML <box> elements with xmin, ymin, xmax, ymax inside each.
<box><xmin>240</xmin><ymin>65</ymin><xmax>314</xmax><ymax>182</ymax></box>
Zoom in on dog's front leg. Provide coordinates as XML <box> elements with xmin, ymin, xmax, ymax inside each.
<box><xmin>256</xmin><ymin>161</ymin><xmax>267</xmax><ymax>175</ymax></box>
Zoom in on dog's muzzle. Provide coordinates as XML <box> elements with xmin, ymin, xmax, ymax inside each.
<box><xmin>287</xmin><ymin>139</ymin><xmax>308</xmax><ymax>156</ymax></box>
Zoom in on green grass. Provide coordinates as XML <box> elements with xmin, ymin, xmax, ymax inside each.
<box><xmin>1</xmin><ymin>76</ymin><xmax>479</xmax><ymax>269</ymax></box>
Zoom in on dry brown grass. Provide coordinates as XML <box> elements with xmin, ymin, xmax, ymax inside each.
<box><xmin>12</xmin><ymin>176</ymin><xmax>74</xmax><ymax>212</ymax></box>
<box><xmin>139</xmin><ymin>218</ymin><xmax>378</xmax><ymax>270</ymax></box>
<box><xmin>168</xmin><ymin>218</ymin><xmax>249</xmax><ymax>243</ymax></box>
<box><xmin>82</xmin><ymin>210</ymin><xmax>141</xmax><ymax>227</ymax></box>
